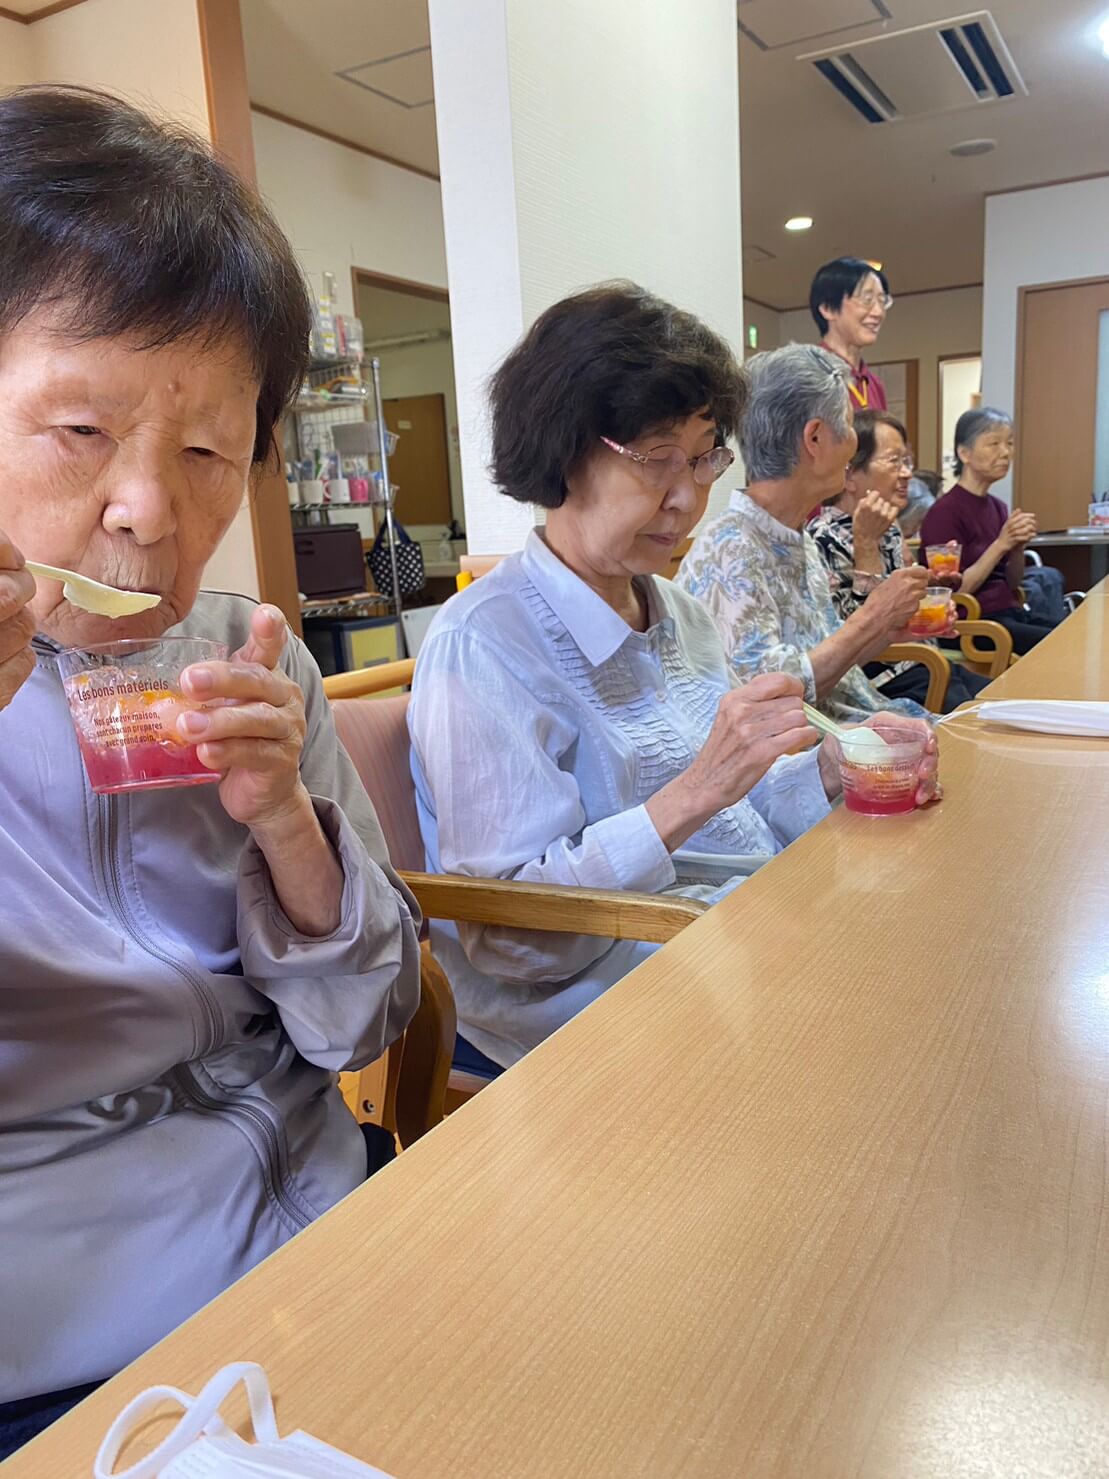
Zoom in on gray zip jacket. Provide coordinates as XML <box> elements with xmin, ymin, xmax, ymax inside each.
<box><xmin>0</xmin><ymin>592</ymin><xmax>421</xmax><ymax>1402</ymax></box>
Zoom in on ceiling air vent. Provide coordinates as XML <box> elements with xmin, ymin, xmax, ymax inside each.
<box><xmin>813</xmin><ymin>53</ymin><xmax>898</xmax><ymax>124</ymax></box>
<box><xmin>939</xmin><ymin>17</ymin><xmax>1017</xmax><ymax>99</ymax></box>
<box><xmin>801</xmin><ymin>11</ymin><xmax>1027</xmax><ymax>125</ymax></box>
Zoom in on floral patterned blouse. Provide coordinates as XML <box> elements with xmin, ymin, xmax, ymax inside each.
<box><xmin>674</xmin><ymin>490</ymin><xmax>927</xmax><ymax>723</ymax></box>
<box><xmin>805</xmin><ymin>506</ymin><xmax>917</xmax><ymax>682</ymax></box>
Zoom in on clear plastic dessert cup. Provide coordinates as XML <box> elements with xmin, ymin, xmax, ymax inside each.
<box><xmin>837</xmin><ymin>725</ymin><xmax>927</xmax><ymax>817</ymax></box>
<box><xmin>907</xmin><ymin>587</ymin><xmax>955</xmax><ymax>638</ymax></box>
<box><xmin>925</xmin><ymin>542</ymin><xmax>961</xmax><ymax>578</ymax></box>
<box><xmin>57</xmin><ymin>638</ymin><xmax>227</xmax><ymax>795</ymax></box>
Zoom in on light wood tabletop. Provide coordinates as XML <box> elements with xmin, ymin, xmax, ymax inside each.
<box><xmin>10</xmin><ymin>595</ymin><xmax>1109</xmax><ymax>1478</ymax></box>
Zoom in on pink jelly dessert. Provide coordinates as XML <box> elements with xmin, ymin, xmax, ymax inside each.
<box><xmin>840</xmin><ymin>761</ymin><xmax>918</xmax><ymax>815</ymax></box>
<box><xmin>63</xmin><ymin>675</ymin><xmax>220</xmax><ymax>795</ymax></box>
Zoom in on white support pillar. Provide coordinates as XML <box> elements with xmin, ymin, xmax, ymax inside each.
<box><xmin>428</xmin><ymin>0</ymin><xmax>744</xmax><ymax>554</ymax></box>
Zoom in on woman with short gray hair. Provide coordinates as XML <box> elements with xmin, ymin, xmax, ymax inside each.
<box><xmin>676</xmin><ymin>344</ymin><xmax>937</xmax><ymax>721</ymax></box>
<box><xmin>919</xmin><ymin>407</ymin><xmax>1056</xmax><ymax>653</ymax></box>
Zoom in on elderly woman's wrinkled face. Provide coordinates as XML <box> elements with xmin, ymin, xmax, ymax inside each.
<box><xmin>560</xmin><ymin>412</ymin><xmax>719</xmax><ymax>578</ymax></box>
<box><xmin>0</xmin><ymin>307</ymin><xmax>258</xmax><ymax>646</ymax></box>
<box><xmin>960</xmin><ymin>423</ymin><xmax>1013</xmax><ymax>486</ymax></box>
<box><xmin>852</xmin><ymin>422</ymin><xmax>911</xmax><ymax>509</ymax></box>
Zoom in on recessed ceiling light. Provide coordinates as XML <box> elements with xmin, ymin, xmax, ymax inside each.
<box><xmin>864</xmin><ymin>260</ymin><xmax>883</xmax><ymax>271</ymax></box>
<box><xmin>784</xmin><ymin>216</ymin><xmax>813</xmax><ymax>232</ymax></box>
<box><xmin>1098</xmin><ymin>15</ymin><xmax>1109</xmax><ymax>56</ymax></box>
<box><xmin>950</xmin><ymin>138</ymin><xmax>997</xmax><ymax>157</ymax></box>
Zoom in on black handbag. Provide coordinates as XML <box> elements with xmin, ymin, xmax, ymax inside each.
<box><xmin>367</xmin><ymin>520</ymin><xmax>425</xmax><ymax>598</ymax></box>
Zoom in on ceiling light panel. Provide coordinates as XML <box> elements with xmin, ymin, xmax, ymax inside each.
<box><xmin>337</xmin><ymin>47</ymin><xmax>434</xmax><ymax>109</ymax></box>
<box><xmin>738</xmin><ymin>0</ymin><xmax>889</xmax><ymax>52</ymax></box>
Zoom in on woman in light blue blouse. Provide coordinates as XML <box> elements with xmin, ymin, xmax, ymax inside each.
<box><xmin>409</xmin><ymin>284</ymin><xmax>937</xmax><ymax>1067</ymax></box>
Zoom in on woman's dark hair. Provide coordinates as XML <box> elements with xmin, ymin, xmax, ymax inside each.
<box><xmin>809</xmin><ymin>257</ymin><xmax>891</xmax><ymax>336</ymax></box>
<box><xmin>953</xmin><ymin>406</ymin><xmax>1012</xmax><ymax>477</ymax></box>
<box><xmin>0</xmin><ymin>86</ymin><xmax>310</xmax><ymax>463</ymax></box>
<box><xmin>489</xmin><ymin>282</ymin><xmax>747</xmax><ymax>508</ymax></box>
<box><xmin>848</xmin><ymin>409</ymin><xmax>908</xmax><ymax>473</ymax></box>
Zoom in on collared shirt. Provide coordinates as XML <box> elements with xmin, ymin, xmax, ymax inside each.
<box><xmin>919</xmin><ymin>483</ymin><xmax>1017</xmax><ymax>616</ymax></box>
<box><xmin>805</xmin><ymin>506</ymin><xmax>918</xmax><ymax>682</ymax></box>
<box><xmin>674</xmin><ymin>490</ymin><xmax>928</xmax><ymax>722</ymax></box>
<box><xmin>819</xmin><ymin>342</ymin><xmax>888</xmax><ymax>411</ymax></box>
<box><xmin>408</xmin><ymin>529</ymin><xmax>831</xmax><ymax>1066</ymax></box>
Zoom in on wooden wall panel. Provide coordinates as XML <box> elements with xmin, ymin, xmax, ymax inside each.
<box><xmin>1015</xmin><ymin>277</ymin><xmax>1109</xmax><ymax>530</ymax></box>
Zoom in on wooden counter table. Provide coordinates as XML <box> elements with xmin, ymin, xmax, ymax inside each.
<box><xmin>9</xmin><ymin>599</ymin><xmax>1109</xmax><ymax>1478</ymax></box>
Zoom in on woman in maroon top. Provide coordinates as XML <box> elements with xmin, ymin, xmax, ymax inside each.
<box><xmin>919</xmin><ymin>408</ymin><xmax>1056</xmax><ymax>653</ymax></box>
<box><xmin>810</xmin><ymin>256</ymin><xmax>891</xmax><ymax>413</ymax></box>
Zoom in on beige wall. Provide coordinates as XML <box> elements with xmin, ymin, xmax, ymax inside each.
<box><xmin>29</xmin><ymin>0</ymin><xmax>209</xmax><ymax>134</ymax></box>
<box><xmin>0</xmin><ymin>17</ymin><xmax>33</xmax><ymax>89</ymax></box>
<box><xmin>743</xmin><ymin>298</ymin><xmax>781</xmax><ymax>354</ymax></box>
<box><xmin>779</xmin><ymin>285</ymin><xmax>983</xmax><ymax>473</ymax></box>
<box><xmin>252</xmin><ymin>110</ymin><xmax>448</xmax><ymax>314</ymax></box>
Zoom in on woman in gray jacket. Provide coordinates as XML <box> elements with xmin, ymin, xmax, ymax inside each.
<box><xmin>0</xmin><ymin>87</ymin><xmax>421</xmax><ymax>1455</ymax></box>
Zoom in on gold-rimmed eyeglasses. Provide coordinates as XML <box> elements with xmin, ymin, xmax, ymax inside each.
<box><xmin>599</xmin><ymin>436</ymin><xmax>735</xmax><ymax>491</ymax></box>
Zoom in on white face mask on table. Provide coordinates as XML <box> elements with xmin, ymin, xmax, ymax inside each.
<box><xmin>94</xmin><ymin>1362</ymin><xmax>394</xmax><ymax>1479</ymax></box>
<box><xmin>939</xmin><ymin>700</ymin><xmax>1109</xmax><ymax>738</ymax></box>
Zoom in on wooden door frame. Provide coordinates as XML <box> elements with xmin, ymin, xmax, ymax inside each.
<box><xmin>197</xmin><ymin>0</ymin><xmax>303</xmax><ymax>633</ymax></box>
<box><xmin>1014</xmin><ymin>274</ymin><xmax>1109</xmax><ymax>510</ymax></box>
<box><xmin>935</xmin><ymin>352</ymin><xmax>982</xmax><ymax>472</ymax></box>
<box><xmin>868</xmin><ymin>356</ymin><xmax>920</xmax><ymax>455</ymax></box>
<box><xmin>352</xmin><ymin>267</ymin><xmax>450</xmax><ymax>308</ymax></box>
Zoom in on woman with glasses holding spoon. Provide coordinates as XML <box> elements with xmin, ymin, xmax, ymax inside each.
<box><xmin>810</xmin><ymin>256</ymin><xmax>893</xmax><ymax>413</ymax></box>
<box><xmin>408</xmin><ymin>284</ymin><xmax>936</xmax><ymax>1068</ymax></box>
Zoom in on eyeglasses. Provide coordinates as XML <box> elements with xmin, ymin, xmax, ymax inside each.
<box><xmin>872</xmin><ymin>453</ymin><xmax>915</xmax><ymax>472</ymax></box>
<box><xmin>851</xmin><ymin>291</ymin><xmax>894</xmax><ymax>313</ymax></box>
<box><xmin>600</xmin><ymin>436</ymin><xmax>735</xmax><ymax>490</ymax></box>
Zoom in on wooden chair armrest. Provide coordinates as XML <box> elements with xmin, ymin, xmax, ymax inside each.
<box><xmin>322</xmin><ymin>659</ymin><xmax>416</xmax><ymax>700</ymax></box>
<box><xmin>952</xmin><ymin>592</ymin><xmax>981</xmax><ymax>621</ymax></box>
<box><xmin>953</xmin><ymin>620</ymin><xmax>1014</xmax><ymax>680</ymax></box>
<box><xmin>875</xmin><ymin>642</ymin><xmax>950</xmax><ymax>713</ymax></box>
<box><xmin>399</xmin><ymin>871</ymin><xmax>707</xmax><ymax>945</ymax></box>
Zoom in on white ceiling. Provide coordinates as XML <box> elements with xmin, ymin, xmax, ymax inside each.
<box><xmin>241</xmin><ymin>0</ymin><xmax>1109</xmax><ymax>305</ymax></box>
<box><xmin>739</xmin><ymin>0</ymin><xmax>1109</xmax><ymax>306</ymax></box>
<box><xmin>240</xmin><ymin>0</ymin><xmax>438</xmax><ymax>175</ymax></box>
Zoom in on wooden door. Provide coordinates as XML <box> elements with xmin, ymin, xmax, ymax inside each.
<box><xmin>868</xmin><ymin>358</ymin><xmax>919</xmax><ymax>453</ymax></box>
<box><xmin>1016</xmin><ymin>276</ymin><xmax>1109</xmax><ymax>529</ymax></box>
<box><xmin>383</xmin><ymin>393</ymin><xmax>452</xmax><ymax>526</ymax></box>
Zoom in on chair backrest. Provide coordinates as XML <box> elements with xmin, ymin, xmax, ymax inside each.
<box><xmin>329</xmin><ymin>678</ymin><xmax>455</xmax><ymax>1150</ymax></box>
<box><xmin>393</xmin><ymin>950</ymin><xmax>456</xmax><ymax>1147</ymax></box>
<box><xmin>331</xmin><ymin>694</ymin><xmax>424</xmax><ymax>872</ymax></box>
<box><xmin>459</xmin><ymin>553</ymin><xmax>507</xmax><ymax>578</ymax></box>
<box><xmin>322</xmin><ymin>658</ymin><xmax>416</xmax><ymax>701</ymax></box>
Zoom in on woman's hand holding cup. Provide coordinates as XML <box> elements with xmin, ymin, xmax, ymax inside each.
<box><xmin>646</xmin><ymin>673</ymin><xmax>815</xmax><ymax>852</ymax></box>
<box><xmin>179</xmin><ymin>605</ymin><xmax>309</xmax><ymax>832</ymax></box>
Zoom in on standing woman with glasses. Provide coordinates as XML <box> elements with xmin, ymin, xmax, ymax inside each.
<box><xmin>408</xmin><ymin>284</ymin><xmax>935</xmax><ymax>1068</ymax></box>
<box><xmin>809</xmin><ymin>256</ymin><xmax>893</xmax><ymax>413</ymax></box>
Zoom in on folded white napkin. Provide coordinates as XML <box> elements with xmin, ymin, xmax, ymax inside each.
<box><xmin>974</xmin><ymin>701</ymin><xmax>1109</xmax><ymax>737</ymax></box>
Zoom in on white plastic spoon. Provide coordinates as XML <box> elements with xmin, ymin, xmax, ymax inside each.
<box><xmin>802</xmin><ymin>701</ymin><xmax>891</xmax><ymax>760</ymax></box>
<box><xmin>25</xmin><ymin>562</ymin><xmax>161</xmax><ymax>619</ymax></box>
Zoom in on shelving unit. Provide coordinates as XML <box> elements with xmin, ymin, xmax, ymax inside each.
<box><xmin>289</xmin><ymin>354</ymin><xmax>406</xmax><ymax>637</ymax></box>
